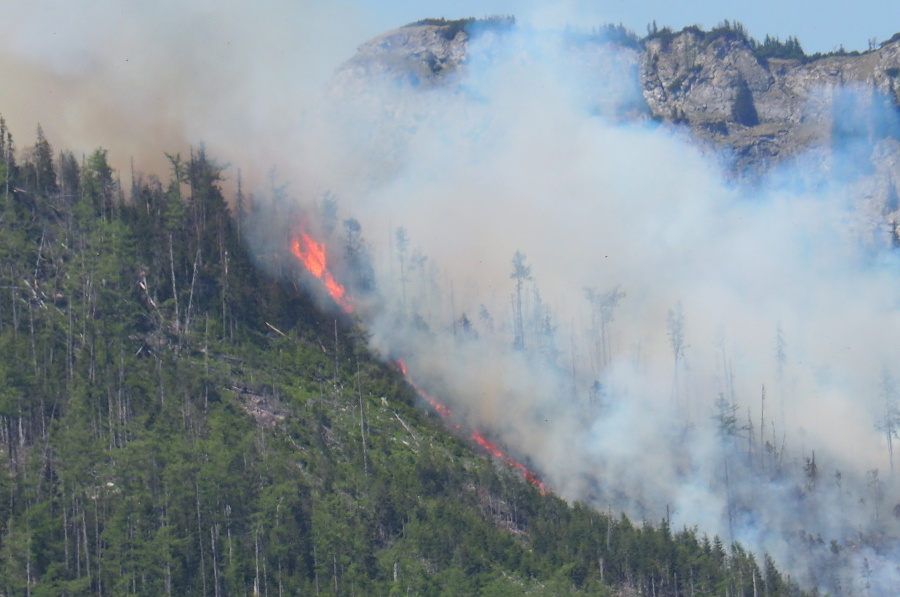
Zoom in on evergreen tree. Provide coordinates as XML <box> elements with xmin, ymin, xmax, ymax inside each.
<box><xmin>30</xmin><ymin>124</ymin><xmax>58</xmax><ymax>197</ymax></box>
<box><xmin>0</xmin><ymin>121</ymin><xmax>810</xmax><ymax>596</ymax></box>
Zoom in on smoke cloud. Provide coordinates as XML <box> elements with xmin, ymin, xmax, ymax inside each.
<box><xmin>281</xmin><ymin>26</ymin><xmax>900</xmax><ymax>593</ymax></box>
<box><xmin>6</xmin><ymin>4</ymin><xmax>900</xmax><ymax>592</ymax></box>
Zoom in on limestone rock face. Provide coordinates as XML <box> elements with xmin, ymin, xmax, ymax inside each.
<box><xmin>641</xmin><ymin>30</ymin><xmax>773</xmax><ymax>125</ymax></box>
<box><xmin>333</xmin><ymin>25</ymin><xmax>469</xmax><ymax>90</ymax></box>
<box><xmin>335</xmin><ymin>22</ymin><xmax>900</xmax><ymax>221</ymax></box>
<box><xmin>639</xmin><ymin>29</ymin><xmax>900</xmax><ymax>177</ymax></box>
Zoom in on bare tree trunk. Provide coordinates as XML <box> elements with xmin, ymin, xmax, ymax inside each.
<box><xmin>185</xmin><ymin>248</ymin><xmax>200</xmax><ymax>335</ymax></box>
<box><xmin>211</xmin><ymin>522</ymin><xmax>220</xmax><ymax>597</ymax></box>
<box><xmin>357</xmin><ymin>358</ymin><xmax>368</xmax><ymax>476</ymax></box>
<box><xmin>254</xmin><ymin>528</ymin><xmax>261</xmax><ymax>597</ymax></box>
<box><xmin>82</xmin><ymin>506</ymin><xmax>91</xmax><ymax>583</ymax></box>
<box><xmin>222</xmin><ymin>249</ymin><xmax>229</xmax><ymax>342</ymax></box>
<box><xmin>168</xmin><ymin>234</ymin><xmax>179</xmax><ymax>333</ymax></box>
<box><xmin>195</xmin><ymin>483</ymin><xmax>207</xmax><ymax>595</ymax></box>
<box><xmin>333</xmin><ymin>553</ymin><xmax>339</xmax><ymax>596</ymax></box>
<box><xmin>333</xmin><ymin>320</ymin><xmax>339</xmax><ymax>397</ymax></box>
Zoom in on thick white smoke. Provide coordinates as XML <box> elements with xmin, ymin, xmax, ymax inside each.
<box><xmin>5</xmin><ymin>2</ymin><xmax>900</xmax><ymax>591</ymax></box>
<box><xmin>289</xmin><ymin>25</ymin><xmax>900</xmax><ymax>593</ymax></box>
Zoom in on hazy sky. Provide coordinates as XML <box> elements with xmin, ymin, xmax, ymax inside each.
<box><xmin>360</xmin><ymin>0</ymin><xmax>900</xmax><ymax>55</ymax></box>
<box><xmin>0</xmin><ymin>0</ymin><xmax>896</xmax><ymax>174</ymax></box>
<box><xmin>3</xmin><ymin>1</ymin><xmax>900</xmax><ymax>589</ymax></box>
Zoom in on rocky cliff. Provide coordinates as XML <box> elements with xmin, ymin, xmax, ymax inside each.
<box><xmin>640</xmin><ymin>28</ymin><xmax>900</xmax><ymax>177</ymax></box>
<box><xmin>334</xmin><ymin>20</ymin><xmax>900</xmax><ymax>228</ymax></box>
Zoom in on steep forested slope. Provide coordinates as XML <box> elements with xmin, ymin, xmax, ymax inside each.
<box><xmin>0</xmin><ymin>118</ymin><xmax>802</xmax><ymax>595</ymax></box>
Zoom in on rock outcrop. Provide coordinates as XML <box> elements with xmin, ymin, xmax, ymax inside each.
<box><xmin>334</xmin><ymin>20</ymin><xmax>900</xmax><ymax>223</ymax></box>
<box><xmin>336</xmin><ymin>24</ymin><xmax>469</xmax><ymax>89</ymax></box>
<box><xmin>640</xmin><ymin>27</ymin><xmax>900</xmax><ymax>177</ymax></box>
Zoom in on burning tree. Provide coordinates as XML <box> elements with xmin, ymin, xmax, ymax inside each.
<box><xmin>290</xmin><ymin>228</ymin><xmax>353</xmax><ymax>313</ymax></box>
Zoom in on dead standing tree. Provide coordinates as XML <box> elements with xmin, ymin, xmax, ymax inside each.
<box><xmin>584</xmin><ymin>285</ymin><xmax>625</xmax><ymax>374</ymax></box>
<box><xmin>510</xmin><ymin>250</ymin><xmax>531</xmax><ymax>350</ymax></box>
<box><xmin>876</xmin><ymin>368</ymin><xmax>900</xmax><ymax>477</ymax></box>
<box><xmin>667</xmin><ymin>301</ymin><xmax>686</xmax><ymax>417</ymax></box>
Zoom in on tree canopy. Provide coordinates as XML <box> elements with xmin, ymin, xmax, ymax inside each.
<box><xmin>0</xmin><ymin>117</ymin><xmax>806</xmax><ymax>596</ymax></box>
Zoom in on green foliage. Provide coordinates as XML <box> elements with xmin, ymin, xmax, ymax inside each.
<box><xmin>671</xmin><ymin>21</ymin><xmax>888</xmax><ymax>63</ymax></box>
<box><xmin>593</xmin><ymin>23</ymin><xmax>641</xmax><ymax>48</ymax></box>
<box><xmin>644</xmin><ymin>25</ymin><xmax>677</xmax><ymax>50</ymax></box>
<box><xmin>641</xmin><ymin>21</ymin><xmax>813</xmax><ymax>62</ymax></box>
<box><xmin>0</xmin><ymin>118</ymin><xmax>807</xmax><ymax>596</ymax></box>
<box><xmin>708</xmin><ymin>19</ymin><xmax>749</xmax><ymax>40</ymax></box>
<box><xmin>403</xmin><ymin>15</ymin><xmax>516</xmax><ymax>41</ymax></box>
<box><xmin>881</xmin><ymin>32</ymin><xmax>900</xmax><ymax>48</ymax></box>
<box><xmin>753</xmin><ymin>34</ymin><xmax>806</xmax><ymax>60</ymax></box>
<box><xmin>26</xmin><ymin>125</ymin><xmax>58</xmax><ymax>197</ymax></box>
<box><xmin>568</xmin><ymin>23</ymin><xmax>641</xmax><ymax>49</ymax></box>
<box><xmin>82</xmin><ymin>147</ymin><xmax>117</xmax><ymax>217</ymax></box>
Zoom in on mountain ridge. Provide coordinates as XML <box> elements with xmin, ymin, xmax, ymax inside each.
<box><xmin>336</xmin><ymin>19</ymin><xmax>900</xmax><ymax>222</ymax></box>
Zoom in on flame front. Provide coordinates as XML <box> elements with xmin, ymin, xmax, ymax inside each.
<box><xmin>397</xmin><ymin>360</ymin><xmax>545</xmax><ymax>493</ymax></box>
<box><xmin>471</xmin><ymin>431</ymin><xmax>546</xmax><ymax>493</ymax></box>
<box><xmin>397</xmin><ymin>360</ymin><xmax>457</xmax><ymax>421</ymax></box>
<box><xmin>290</xmin><ymin>231</ymin><xmax>353</xmax><ymax>313</ymax></box>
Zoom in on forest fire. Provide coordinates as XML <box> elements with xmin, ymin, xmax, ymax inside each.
<box><xmin>290</xmin><ymin>229</ymin><xmax>353</xmax><ymax>313</ymax></box>
<box><xmin>288</xmin><ymin>224</ymin><xmax>545</xmax><ymax>493</ymax></box>
<box><xmin>397</xmin><ymin>360</ymin><xmax>546</xmax><ymax>493</ymax></box>
<box><xmin>471</xmin><ymin>431</ymin><xmax>546</xmax><ymax>493</ymax></box>
<box><xmin>398</xmin><ymin>360</ymin><xmax>456</xmax><ymax>420</ymax></box>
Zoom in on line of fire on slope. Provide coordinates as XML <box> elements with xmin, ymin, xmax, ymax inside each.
<box><xmin>288</xmin><ymin>221</ymin><xmax>547</xmax><ymax>494</ymax></box>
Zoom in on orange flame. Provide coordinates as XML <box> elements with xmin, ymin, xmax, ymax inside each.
<box><xmin>471</xmin><ymin>431</ymin><xmax>546</xmax><ymax>493</ymax></box>
<box><xmin>397</xmin><ymin>360</ymin><xmax>545</xmax><ymax>493</ymax></box>
<box><xmin>397</xmin><ymin>360</ymin><xmax>456</xmax><ymax>420</ymax></box>
<box><xmin>290</xmin><ymin>230</ymin><xmax>353</xmax><ymax>313</ymax></box>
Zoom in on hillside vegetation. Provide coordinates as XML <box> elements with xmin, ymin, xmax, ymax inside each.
<box><xmin>0</xmin><ymin>117</ymin><xmax>803</xmax><ymax>595</ymax></box>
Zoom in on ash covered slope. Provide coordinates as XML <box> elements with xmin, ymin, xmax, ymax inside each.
<box><xmin>336</xmin><ymin>19</ymin><xmax>900</xmax><ymax>219</ymax></box>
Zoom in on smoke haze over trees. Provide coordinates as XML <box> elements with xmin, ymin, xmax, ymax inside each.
<box><xmin>3</xmin><ymin>4</ymin><xmax>900</xmax><ymax>594</ymax></box>
<box><xmin>277</xmin><ymin>18</ymin><xmax>900</xmax><ymax>594</ymax></box>
<box><xmin>0</xmin><ymin>112</ymin><xmax>810</xmax><ymax>595</ymax></box>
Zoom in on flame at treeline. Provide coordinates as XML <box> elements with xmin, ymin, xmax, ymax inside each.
<box><xmin>398</xmin><ymin>360</ymin><xmax>546</xmax><ymax>494</ymax></box>
<box><xmin>287</xmin><ymin>226</ymin><xmax>544</xmax><ymax>493</ymax></box>
<box><xmin>471</xmin><ymin>431</ymin><xmax>546</xmax><ymax>493</ymax></box>
<box><xmin>289</xmin><ymin>227</ymin><xmax>353</xmax><ymax>313</ymax></box>
<box><xmin>398</xmin><ymin>360</ymin><xmax>456</xmax><ymax>420</ymax></box>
